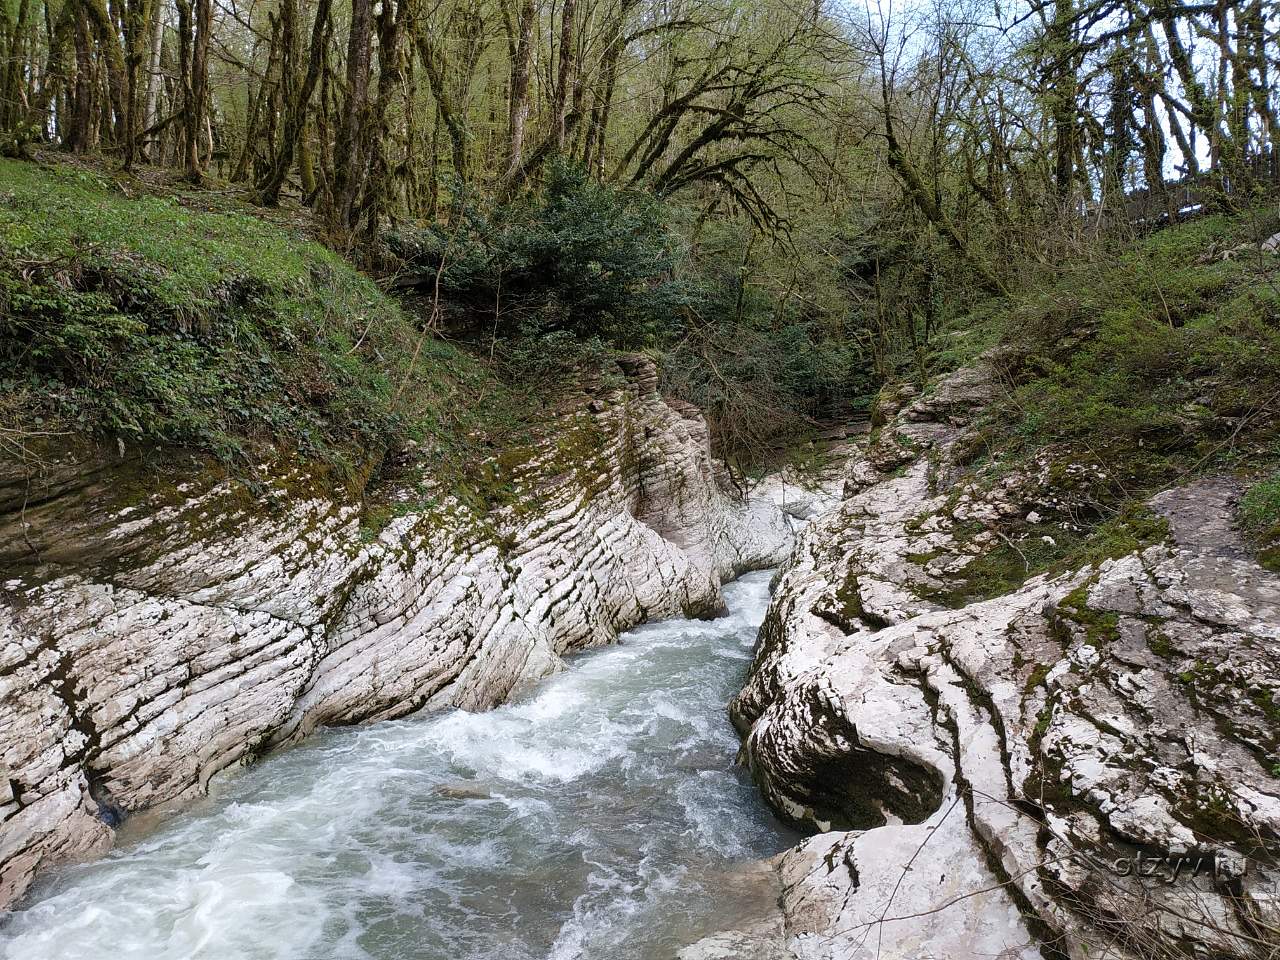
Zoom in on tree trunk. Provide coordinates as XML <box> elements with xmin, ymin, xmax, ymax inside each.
<box><xmin>357</xmin><ymin>0</ymin><xmax>407</xmax><ymax>245</ymax></box>
<box><xmin>329</xmin><ymin>0</ymin><xmax>374</xmax><ymax>237</ymax></box>
<box><xmin>586</xmin><ymin>0</ymin><xmax>636</xmax><ymax>177</ymax></box>
<box><xmin>1046</xmin><ymin>0</ymin><xmax>1077</xmax><ymax>204</ymax></box>
<box><xmin>142</xmin><ymin>0</ymin><xmax>164</xmax><ymax>159</ymax></box>
<box><xmin>121</xmin><ymin>0</ymin><xmax>155</xmax><ymax>168</ymax></box>
<box><xmin>66</xmin><ymin>9</ymin><xmax>95</xmax><ymax>152</ymax></box>
<box><xmin>551</xmin><ymin>0</ymin><xmax>577</xmax><ymax>151</ymax></box>
<box><xmin>258</xmin><ymin>0</ymin><xmax>331</xmax><ymax>205</ymax></box>
<box><xmin>504</xmin><ymin>0</ymin><xmax>534</xmax><ymax>179</ymax></box>
<box><xmin>80</xmin><ymin>0</ymin><xmax>129</xmax><ymax>146</ymax></box>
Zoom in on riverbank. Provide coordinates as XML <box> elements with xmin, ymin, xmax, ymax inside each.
<box><xmin>0</xmin><ymin>354</ymin><xmax>795</xmax><ymax>910</ymax></box>
<box><xmin>733</xmin><ymin>362</ymin><xmax>1280</xmax><ymax>960</ymax></box>
<box><xmin>2</xmin><ymin>573</ymin><xmax>795</xmax><ymax>959</ymax></box>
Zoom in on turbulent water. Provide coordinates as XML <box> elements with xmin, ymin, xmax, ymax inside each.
<box><xmin>1</xmin><ymin>571</ymin><xmax>795</xmax><ymax>960</ymax></box>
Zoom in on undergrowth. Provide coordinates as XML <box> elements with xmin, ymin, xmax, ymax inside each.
<box><xmin>0</xmin><ymin>158</ymin><xmax>524</xmax><ymax>475</ymax></box>
<box><xmin>984</xmin><ymin>212</ymin><xmax>1280</xmax><ymax>489</ymax></box>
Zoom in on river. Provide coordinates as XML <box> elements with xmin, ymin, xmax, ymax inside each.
<box><xmin>0</xmin><ymin>570</ymin><xmax>795</xmax><ymax>960</ymax></box>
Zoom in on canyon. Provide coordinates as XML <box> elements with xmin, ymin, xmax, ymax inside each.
<box><xmin>2</xmin><ymin>355</ymin><xmax>1277</xmax><ymax>960</ymax></box>
<box><xmin>0</xmin><ymin>356</ymin><xmax>799</xmax><ymax>914</ymax></box>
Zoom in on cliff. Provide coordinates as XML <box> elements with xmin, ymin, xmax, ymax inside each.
<box><xmin>0</xmin><ymin>356</ymin><xmax>793</xmax><ymax>909</ymax></box>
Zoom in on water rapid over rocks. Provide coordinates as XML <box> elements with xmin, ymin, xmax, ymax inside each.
<box><xmin>0</xmin><ymin>573</ymin><xmax>794</xmax><ymax>960</ymax></box>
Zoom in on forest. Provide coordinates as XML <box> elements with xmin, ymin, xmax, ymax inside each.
<box><xmin>0</xmin><ymin>0</ymin><xmax>1278</xmax><ymax>468</ymax></box>
<box><xmin>2</xmin><ymin>3</ymin><xmax>1280</xmax><ymax>956</ymax></box>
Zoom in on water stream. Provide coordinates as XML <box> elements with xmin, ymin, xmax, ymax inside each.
<box><xmin>0</xmin><ymin>571</ymin><xmax>795</xmax><ymax>960</ymax></box>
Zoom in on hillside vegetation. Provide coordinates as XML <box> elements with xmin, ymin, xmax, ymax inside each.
<box><xmin>3</xmin><ymin>0</ymin><xmax>1277</xmax><ymax>475</ymax></box>
<box><xmin>2</xmin><ymin>0</ymin><xmax>1279</xmax><ymax>560</ymax></box>
<box><xmin>4</xmin><ymin>158</ymin><xmax>1276</xmax><ymax>560</ymax></box>
<box><xmin>916</xmin><ymin>210</ymin><xmax>1280</xmax><ymax>584</ymax></box>
<box><xmin>0</xmin><ymin>158</ymin><xmax>521</xmax><ymax>476</ymax></box>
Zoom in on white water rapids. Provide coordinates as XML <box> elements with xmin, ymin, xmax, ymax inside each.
<box><xmin>0</xmin><ymin>571</ymin><xmax>795</xmax><ymax>960</ymax></box>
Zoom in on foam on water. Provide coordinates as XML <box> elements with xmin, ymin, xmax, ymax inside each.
<box><xmin>0</xmin><ymin>571</ymin><xmax>795</xmax><ymax>960</ymax></box>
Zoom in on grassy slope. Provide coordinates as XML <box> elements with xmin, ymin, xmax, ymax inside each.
<box><xmin>0</xmin><ymin>158</ymin><xmax>517</xmax><ymax>478</ymax></box>
<box><xmin>926</xmin><ymin>209</ymin><xmax>1280</xmax><ymax>587</ymax></box>
<box><xmin>3</xmin><ymin>158</ymin><xmax>1276</xmax><ymax>560</ymax></box>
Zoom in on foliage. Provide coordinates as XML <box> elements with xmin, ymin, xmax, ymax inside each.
<box><xmin>388</xmin><ymin>166</ymin><xmax>870</xmax><ymax>463</ymax></box>
<box><xmin>661</xmin><ymin>219</ymin><xmax>870</xmax><ymax>463</ymax></box>
<box><xmin>387</xmin><ymin>165</ymin><xmax>691</xmax><ymax>348</ymax></box>
<box><xmin>0</xmin><ymin>159</ymin><xmax>502</xmax><ymax>471</ymax></box>
<box><xmin>981</xmin><ymin>212</ymin><xmax>1280</xmax><ymax>489</ymax></box>
<box><xmin>920</xmin><ymin>503</ymin><xmax>1170</xmax><ymax>609</ymax></box>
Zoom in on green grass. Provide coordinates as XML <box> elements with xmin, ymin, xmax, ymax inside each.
<box><xmin>0</xmin><ymin>158</ymin><xmax>514</xmax><ymax>474</ymax></box>
<box><xmin>920</xmin><ymin>211</ymin><xmax>1280</xmax><ymax>515</ymax></box>
<box><xmin>1240</xmin><ymin>470</ymin><xmax>1280</xmax><ymax>571</ymax></box>
<box><xmin>1241</xmin><ymin>472</ymin><xmax>1280</xmax><ymax>533</ymax></box>
<box><xmin>913</xmin><ymin>211</ymin><xmax>1280</xmax><ymax>597</ymax></box>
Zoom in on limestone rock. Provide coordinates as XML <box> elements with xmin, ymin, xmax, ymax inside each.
<box><xmin>0</xmin><ymin>357</ymin><xmax>793</xmax><ymax>909</ymax></box>
<box><xmin>735</xmin><ymin>363</ymin><xmax>1280</xmax><ymax>959</ymax></box>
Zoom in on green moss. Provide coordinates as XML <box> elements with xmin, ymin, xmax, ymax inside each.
<box><xmin>1057</xmin><ymin>503</ymin><xmax>1170</xmax><ymax>569</ymax></box>
<box><xmin>0</xmin><ymin>158</ymin><xmax>516</xmax><ymax>474</ymax></box>
<box><xmin>1023</xmin><ymin>662</ymin><xmax>1051</xmax><ymax>695</ymax></box>
<box><xmin>1175</xmin><ymin>660</ymin><xmax>1215</xmax><ymax>688</ymax></box>
<box><xmin>918</xmin><ymin>500</ymin><xmax>1171</xmax><ymax>612</ymax></box>
<box><xmin>1032</xmin><ymin>703</ymin><xmax>1053</xmax><ymax>739</ymax></box>
<box><xmin>812</xmin><ymin>567</ymin><xmax>891</xmax><ymax>632</ymax></box>
<box><xmin>921</xmin><ymin>542</ymin><xmax>1035</xmax><ymax>608</ymax></box>
<box><xmin>1175</xmin><ymin>783</ymin><xmax>1258</xmax><ymax>848</ymax></box>
<box><xmin>905</xmin><ymin>548</ymin><xmax>943</xmax><ymax>567</ymax></box>
<box><xmin>917</xmin><ymin>524</ymin><xmax>1067</xmax><ymax>608</ymax></box>
<box><xmin>1249</xmin><ymin>687</ymin><xmax>1280</xmax><ymax>725</ymax></box>
<box><xmin>1056</xmin><ymin>582</ymin><xmax>1120</xmax><ymax>648</ymax></box>
<box><xmin>1146</xmin><ymin>628</ymin><xmax>1174</xmax><ymax>658</ymax></box>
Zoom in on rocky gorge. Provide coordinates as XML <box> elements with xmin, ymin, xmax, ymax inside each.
<box><xmin>2</xmin><ymin>348</ymin><xmax>1277</xmax><ymax>960</ymax></box>
<box><xmin>0</xmin><ymin>355</ymin><xmax>796</xmax><ymax>913</ymax></box>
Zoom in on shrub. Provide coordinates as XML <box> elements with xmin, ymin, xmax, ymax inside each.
<box><xmin>386</xmin><ymin>162</ymin><xmax>692</xmax><ymax>348</ymax></box>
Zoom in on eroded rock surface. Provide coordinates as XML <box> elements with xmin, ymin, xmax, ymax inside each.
<box><xmin>0</xmin><ymin>357</ymin><xmax>793</xmax><ymax>909</ymax></box>
<box><xmin>734</xmin><ymin>364</ymin><xmax>1280</xmax><ymax>959</ymax></box>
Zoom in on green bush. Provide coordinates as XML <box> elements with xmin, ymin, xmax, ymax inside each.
<box><xmin>388</xmin><ymin>165</ymin><xmax>869</xmax><ymax>463</ymax></box>
<box><xmin>387</xmin><ymin>163</ymin><xmax>692</xmax><ymax>348</ymax></box>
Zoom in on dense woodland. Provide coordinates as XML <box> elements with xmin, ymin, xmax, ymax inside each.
<box><xmin>0</xmin><ymin>0</ymin><xmax>1278</xmax><ymax>468</ymax></box>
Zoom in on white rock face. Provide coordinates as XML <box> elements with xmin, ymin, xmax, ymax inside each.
<box><xmin>0</xmin><ymin>357</ymin><xmax>793</xmax><ymax>910</ymax></box>
<box><xmin>733</xmin><ymin>365</ymin><xmax>1280</xmax><ymax>960</ymax></box>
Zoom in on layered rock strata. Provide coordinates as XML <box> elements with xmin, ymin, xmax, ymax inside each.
<box><xmin>734</xmin><ymin>364</ymin><xmax>1280</xmax><ymax>960</ymax></box>
<box><xmin>0</xmin><ymin>356</ymin><xmax>792</xmax><ymax>909</ymax></box>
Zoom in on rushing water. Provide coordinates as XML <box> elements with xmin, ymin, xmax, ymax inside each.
<box><xmin>1</xmin><ymin>571</ymin><xmax>795</xmax><ymax>960</ymax></box>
